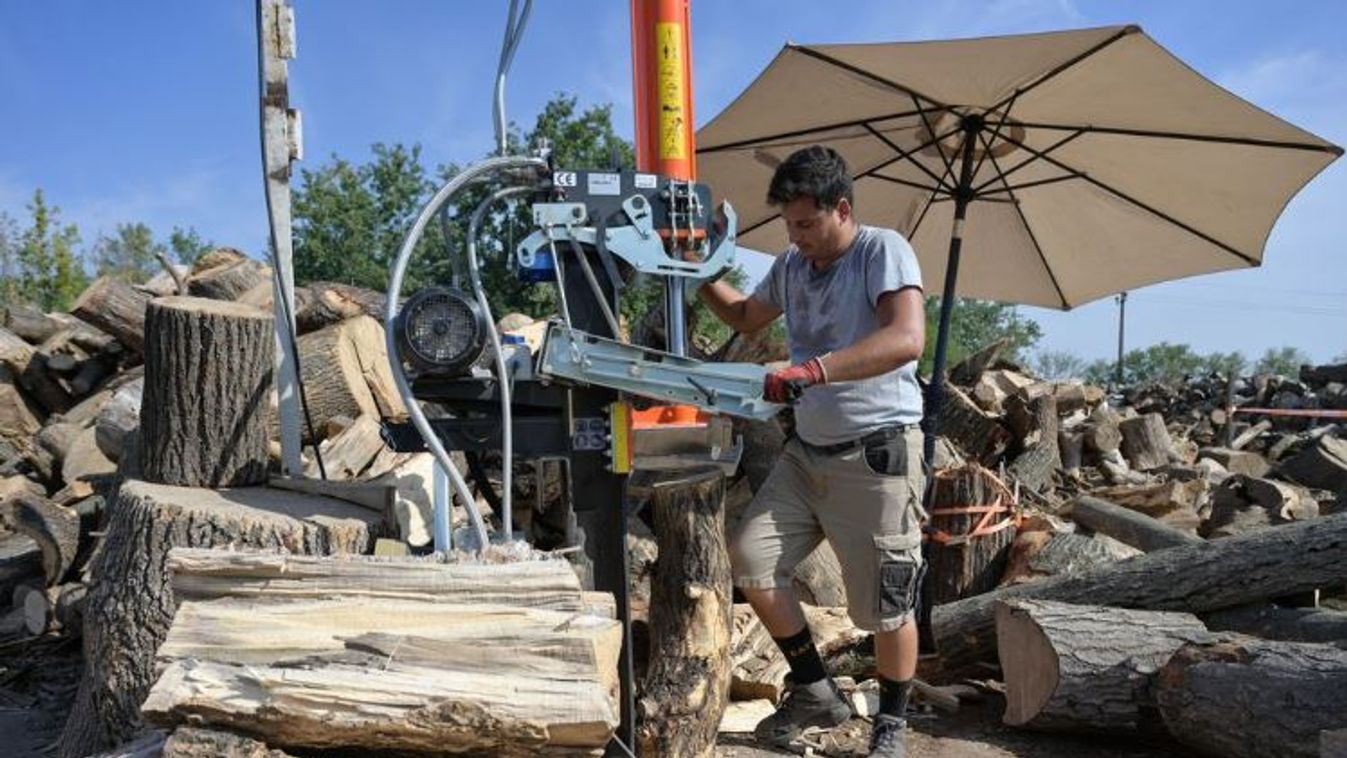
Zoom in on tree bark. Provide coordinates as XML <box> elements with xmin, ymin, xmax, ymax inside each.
<box><xmin>70</xmin><ymin>276</ymin><xmax>154</xmax><ymax>355</ymax></box>
<box><xmin>55</xmin><ymin>479</ymin><xmax>380</xmax><ymax>758</ymax></box>
<box><xmin>937</xmin><ymin>383</ymin><xmax>1011</xmax><ymax>465</ymax></box>
<box><xmin>927</xmin><ymin>463</ymin><xmax>1018</xmax><ymax>604</ymax></box>
<box><xmin>931</xmin><ymin>512</ymin><xmax>1347</xmax><ymax>669</ymax></box>
<box><xmin>293</xmin><ymin>315</ymin><xmax>407</xmax><ymax>440</ymax></box>
<box><xmin>1006</xmin><ymin>394</ymin><xmax>1060</xmax><ymax>492</ymax></box>
<box><xmin>293</xmin><ymin>281</ymin><xmax>387</xmax><ymax>335</ymax></box>
<box><xmin>995</xmin><ymin>599</ymin><xmax>1208</xmax><ymax>732</ymax></box>
<box><xmin>3</xmin><ymin>494</ymin><xmax>80</xmax><ymax>585</ymax></box>
<box><xmin>1</xmin><ymin>325</ymin><xmax>73</xmax><ymax>413</ymax></box>
<box><xmin>637</xmin><ymin>467</ymin><xmax>732</xmax><ymax>758</ymax></box>
<box><xmin>140</xmin><ymin>296</ymin><xmax>272</xmax><ymax>488</ymax></box>
<box><xmin>1201</xmin><ymin>604</ymin><xmax>1347</xmax><ymax>646</ymax></box>
<box><xmin>1156</xmin><ymin>638</ymin><xmax>1347</xmax><ymax>758</ymax></box>
<box><xmin>186</xmin><ymin>256</ymin><xmax>269</xmax><ymax>302</ymax></box>
<box><xmin>1069</xmin><ymin>495</ymin><xmax>1203</xmax><ymax>553</ymax></box>
<box><xmin>1119</xmin><ymin>413</ymin><xmax>1178</xmax><ymax>471</ymax></box>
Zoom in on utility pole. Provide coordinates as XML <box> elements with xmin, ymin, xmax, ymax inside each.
<box><xmin>1115</xmin><ymin>290</ymin><xmax>1128</xmax><ymax>386</ymax></box>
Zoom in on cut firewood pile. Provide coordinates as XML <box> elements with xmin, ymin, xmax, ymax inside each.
<box><xmin>2</xmin><ymin>255</ymin><xmax>1346</xmax><ymax>757</ymax></box>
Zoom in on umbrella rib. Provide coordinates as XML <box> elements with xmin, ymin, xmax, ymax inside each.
<box><xmin>977</xmin><ymin>131</ymin><xmax>1071</xmax><ymax>309</ymax></box>
<box><xmin>1015</xmin><ymin>121</ymin><xmax>1343</xmax><ymax>155</ymax></box>
<box><xmin>995</xmin><ymin>130</ymin><xmax>1260</xmax><ymax>266</ymax></box>
<box><xmin>698</xmin><ymin>109</ymin><xmax>928</xmax><ymax>154</ymax></box>
<box><xmin>909</xmin><ymin>156</ymin><xmax>960</xmax><ymax>239</ymax></box>
<box><xmin>790</xmin><ymin>45</ymin><xmax>953</xmax><ymax>111</ymax></box>
<box><xmin>972</xmin><ymin>93</ymin><xmax>1021</xmax><ymax>182</ymax></box>
<box><xmin>986</xmin><ymin>26</ymin><xmax>1139</xmax><ymax>115</ymax></box>
<box><xmin>867</xmin><ymin>174</ymin><xmax>944</xmax><ymax>194</ymax></box>
<box><xmin>862</xmin><ymin>123</ymin><xmax>952</xmax><ymax>190</ymax></box>
<box><xmin>976</xmin><ymin>172</ymin><xmax>1082</xmax><ymax>196</ymax></box>
<box><xmin>971</xmin><ymin>129</ymin><xmax>1085</xmax><ymax>194</ymax></box>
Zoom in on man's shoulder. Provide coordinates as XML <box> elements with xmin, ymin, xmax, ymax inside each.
<box><xmin>858</xmin><ymin>225</ymin><xmax>912</xmax><ymax>252</ymax></box>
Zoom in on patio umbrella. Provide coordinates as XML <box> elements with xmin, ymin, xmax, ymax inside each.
<box><xmin>695</xmin><ymin>25</ymin><xmax>1341</xmax><ymax>465</ymax></box>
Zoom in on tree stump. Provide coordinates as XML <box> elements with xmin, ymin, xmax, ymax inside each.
<box><xmin>1118</xmin><ymin>413</ymin><xmax>1178</xmax><ymax>471</ymax></box>
<box><xmin>140</xmin><ymin>296</ymin><xmax>272</xmax><ymax>487</ymax></box>
<box><xmin>926</xmin><ymin>463</ymin><xmax>1018</xmax><ymax>605</ymax></box>
<box><xmin>55</xmin><ymin>480</ymin><xmax>381</xmax><ymax>758</ymax></box>
<box><xmin>995</xmin><ymin>599</ymin><xmax>1208</xmax><ymax>733</ymax></box>
<box><xmin>1156</xmin><ymin>638</ymin><xmax>1347</xmax><ymax>758</ymax></box>
<box><xmin>636</xmin><ymin>467</ymin><xmax>732</xmax><ymax>758</ymax></box>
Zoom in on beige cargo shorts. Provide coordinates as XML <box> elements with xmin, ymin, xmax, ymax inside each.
<box><xmin>730</xmin><ymin>426</ymin><xmax>926</xmax><ymax>633</ymax></box>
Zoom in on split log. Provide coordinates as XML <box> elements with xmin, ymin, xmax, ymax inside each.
<box><xmin>3</xmin><ymin>494</ymin><xmax>80</xmax><ymax>585</ymax></box>
<box><xmin>1068</xmin><ymin>496</ymin><xmax>1202</xmax><ymax>553</ymax></box>
<box><xmin>3</xmin><ymin>303</ymin><xmax>66</xmax><ymax>343</ymax></box>
<box><xmin>70</xmin><ymin>276</ymin><xmax>153</xmax><ymax>354</ymax></box>
<box><xmin>637</xmin><ymin>468</ymin><xmax>732</xmax><ymax>758</ymax></box>
<box><xmin>186</xmin><ymin>254</ymin><xmax>269</xmax><ymax>302</ymax></box>
<box><xmin>1279</xmin><ymin>436</ymin><xmax>1347</xmax><ymax>493</ymax></box>
<box><xmin>931</xmin><ymin>511</ymin><xmax>1347</xmax><ymax>669</ymax></box>
<box><xmin>1202</xmin><ymin>604</ymin><xmax>1347</xmax><ymax>646</ymax></box>
<box><xmin>1005</xmin><ymin>393</ymin><xmax>1060</xmax><ymax>492</ymax></box>
<box><xmin>1230</xmin><ymin>419</ymin><xmax>1273</xmax><ymax>451</ymax></box>
<box><xmin>1086</xmin><ymin>480</ymin><xmax>1204</xmax><ymax>532</ymax></box>
<box><xmin>1118</xmin><ymin>413</ymin><xmax>1178</xmax><ymax>471</ymax></box>
<box><xmin>1080</xmin><ymin>421</ymin><xmax>1122</xmax><ymax>455</ymax></box>
<box><xmin>949</xmin><ymin>338</ymin><xmax>1008</xmax><ymax>386</ymax></box>
<box><xmin>305</xmin><ymin>414</ymin><xmax>385</xmax><ymax>480</ymax></box>
<box><xmin>293</xmin><ymin>281</ymin><xmax>387</xmax><ymax>335</ymax></box>
<box><xmin>140</xmin><ymin>296</ymin><xmax>272</xmax><ymax>488</ymax></box>
<box><xmin>1</xmin><ymin>325</ymin><xmax>73</xmax><ymax>412</ymax></box>
<box><xmin>294</xmin><ymin>315</ymin><xmax>407</xmax><ymax>439</ymax></box>
<box><xmin>95</xmin><ymin>377</ymin><xmax>142</xmax><ymax>464</ymax></box>
<box><xmin>938</xmin><ymin>383</ymin><xmax>1012</xmax><ymax>465</ymax></box>
<box><xmin>0</xmin><ymin>532</ymin><xmax>42</xmax><ymax>604</ymax></box>
<box><xmin>55</xmin><ymin>480</ymin><xmax>381</xmax><ymax>758</ymax></box>
<box><xmin>1156</xmin><ymin>638</ymin><xmax>1347</xmax><ymax>758</ymax></box>
<box><xmin>926</xmin><ymin>463</ymin><xmax>1018</xmax><ymax>604</ymax></box>
<box><xmin>63</xmin><ymin>425</ymin><xmax>116</xmax><ymax>490</ymax></box>
<box><xmin>0</xmin><ymin>365</ymin><xmax>44</xmax><ymax>442</ymax></box>
<box><xmin>1058</xmin><ymin>429</ymin><xmax>1084</xmax><ymax>473</ymax></box>
<box><xmin>1025</xmin><ymin>531</ymin><xmax>1139</xmax><ymax>577</ymax></box>
<box><xmin>1198</xmin><ymin>447</ymin><xmax>1271</xmax><ymax>478</ymax></box>
<box><xmin>729</xmin><ymin>604</ymin><xmax>868</xmax><ymax>702</ymax></box>
<box><xmin>996</xmin><ymin>599</ymin><xmax>1208</xmax><ymax>732</ymax></box>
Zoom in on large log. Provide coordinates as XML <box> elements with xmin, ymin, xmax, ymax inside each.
<box><xmin>1068</xmin><ymin>495</ymin><xmax>1202</xmax><ymax>552</ymax></box>
<box><xmin>931</xmin><ymin>512</ymin><xmax>1347</xmax><ymax>669</ymax></box>
<box><xmin>294</xmin><ymin>315</ymin><xmax>407</xmax><ymax>438</ymax></box>
<box><xmin>927</xmin><ymin>463</ymin><xmax>1018</xmax><ymax>604</ymax></box>
<box><xmin>1156</xmin><ymin>638</ymin><xmax>1347</xmax><ymax>758</ymax></box>
<box><xmin>1118</xmin><ymin>413</ymin><xmax>1178</xmax><ymax>471</ymax></box>
<box><xmin>294</xmin><ymin>281</ymin><xmax>387</xmax><ymax>335</ymax></box>
<box><xmin>636</xmin><ymin>468</ymin><xmax>732</xmax><ymax>758</ymax></box>
<box><xmin>55</xmin><ymin>480</ymin><xmax>381</xmax><ymax>758</ymax></box>
<box><xmin>996</xmin><ymin>599</ymin><xmax>1208</xmax><ymax>733</ymax></box>
<box><xmin>1279</xmin><ymin>436</ymin><xmax>1347</xmax><ymax>493</ymax></box>
<box><xmin>1201</xmin><ymin>604</ymin><xmax>1347</xmax><ymax>646</ymax></box>
<box><xmin>140</xmin><ymin>296</ymin><xmax>272</xmax><ymax>487</ymax></box>
<box><xmin>70</xmin><ymin>276</ymin><xmax>153</xmax><ymax>354</ymax></box>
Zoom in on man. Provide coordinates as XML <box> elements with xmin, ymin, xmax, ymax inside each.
<box><xmin>694</xmin><ymin>145</ymin><xmax>926</xmax><ymax>757</ymax></box>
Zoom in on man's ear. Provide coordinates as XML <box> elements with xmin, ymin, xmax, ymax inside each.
<box><xmin>835</xmin><ymin>197</ymin><xmax>853</xmax><ymax>223</ymax></box>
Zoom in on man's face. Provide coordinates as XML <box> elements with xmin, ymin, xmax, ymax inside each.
<box><xmin>780</xmin><ymin>196</ymin><xmax>852</xmax><ymax>261</ymax></box>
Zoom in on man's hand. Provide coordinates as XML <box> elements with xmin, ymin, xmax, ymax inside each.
<box><xmin>764</xmin><ymin>357</ymin><xmax>827</xmax><ymax>404</ymax></box>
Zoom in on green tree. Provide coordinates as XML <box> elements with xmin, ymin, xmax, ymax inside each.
<box><xmin>919</xmin><ymin>298</ymin><xmax>1041</xmax><ymax>375</ymax></box>
<box><xmin>93</xmin><ymin>222</ymin><xmax>163</xmax><ymax>283</ymax></box>
<box><xmin>1032</xmin><ymin>349</ymin><xmax>1088</xmax><ymax>380</ymax></box>
<box><xmin>0</xmin><ymin>212</ymin><xmax>20</xmax><ymax>306</ymax></box>
<box><xmin>1254</xmin><ymin>346</ymin><xmax>1311</xmax><ymax>377</ymax></box>
<box><xmin>18</xmin><ymin>190</ymin><xmax>86</xmax><ymax>311</ymax></box>
<box><xmin>169</xmin><ymin>226</ymin><xmax>213</xmax><ymax>266</ymax></box>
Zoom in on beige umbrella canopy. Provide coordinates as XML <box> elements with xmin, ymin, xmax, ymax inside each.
<box><xmin>695</xmin><ymin>25</ymin><xmax>1340</xmax><ymax>460</ymax></box>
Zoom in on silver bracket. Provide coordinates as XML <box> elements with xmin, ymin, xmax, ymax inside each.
<box><xmin>517</xmin><ymin>198</ymin><xmax>737</xmax><ymax>279</ymax></box>
<box><xmin>538</xmin><ymin>322</ymin><xmax>782</xmax><ymax>421</ymax></box>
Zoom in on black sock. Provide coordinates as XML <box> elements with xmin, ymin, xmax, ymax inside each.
<box><xmin>772</xmin><ymin>627</ymin><xmax>827</xmax><ymax>685</ymax></box>
<box><xmin>879</xmin><ymin>676</ymin><xmax>913</xmax><ymax>719</ymax></box>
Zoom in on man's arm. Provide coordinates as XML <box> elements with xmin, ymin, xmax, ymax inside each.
<box><xmin>696</xmin><ymin>279</ymin><xmax>782</xmax><ymax>334</ymax></box>
<box><xmin>818</xmin><ymin>287</ymin><xmax>924</xmax><ymax>382</ymax></box>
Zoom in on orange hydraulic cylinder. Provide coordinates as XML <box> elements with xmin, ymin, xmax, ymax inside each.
<box><xmin>630</xmin><ymin>0</ymin><xmax>697</xmax><ymax>181</ymax></box>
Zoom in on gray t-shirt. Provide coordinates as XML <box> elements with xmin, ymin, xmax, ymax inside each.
<box><xmin>752</xmin><ymin>225</ymin><xmax>924</xmax><ymax>445</ymax></box>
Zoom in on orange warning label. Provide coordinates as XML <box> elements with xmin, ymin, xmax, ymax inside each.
<box><xmin>656</xmin><ymin>22</ymin><xmax>687</xmax><ymax>160</ymax></box>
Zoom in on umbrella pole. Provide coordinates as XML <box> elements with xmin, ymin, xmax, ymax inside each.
<box><xmin>923</xmin><ymin>118</ymin><xmax>981</xmax><ymax>475</ymax></box>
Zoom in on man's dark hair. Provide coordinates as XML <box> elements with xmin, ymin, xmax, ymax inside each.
<box><xmin>766</xmin><ymin>145</ymin><xmax>854</xmax><ymax>210</ymax></box>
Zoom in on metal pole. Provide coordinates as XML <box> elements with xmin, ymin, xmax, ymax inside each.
<box><xmin>923</xmin><ymin>116</ymin><xmax>981</xmax><ymax>472</ymax></box>
<box><xmin>666</xmin><ymin>281</ymin><xmax>688</xmax><ymax>356</ymax></box>
<box><xmin>1115</xmin><ymin>291</ymin><xmax>1128</xmax><ymax>386</ymax></box>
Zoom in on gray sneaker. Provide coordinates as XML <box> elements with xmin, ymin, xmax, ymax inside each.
<box><xmin>868</xmin><ymin>713</ymin><xmax>908</xmax><ymax>757</ymax></box>
<box><xmin>753</xmin><ymin>677</ymin><xmax>852</xmax><ymax>748</ymax></box>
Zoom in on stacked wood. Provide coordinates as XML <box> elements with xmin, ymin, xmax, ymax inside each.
<box><xmin>926</xmin><ymin>463</ymin><xmax>1018</xmax><ymax>604</ymax></box>
<box><xmin>55</xmin><ymin>481</ymin><xmax>383</xmax><ymax>758</ymax></box>
<box><xmin>294</xmin><ymin>315</ymin><xmax>407</xmax><ymax>438</ymax></box>
<box><xmin>949</xmin><ymin>338</ymin><xmax>1008</xmax><ymax>387</ymax></box>
<box><xmin>938</xmin><ymin>383</ymin><xmax>1012</xmax><ymax>465</ymax></box>
<box><xmin>637</xmin><ymin>468</ymin><xmax>732</xmax><ymax>758</ymax></box>
<box><xmin>139</xmin><ymin>297</ymin><xmax>273</xmax><ymax>488</ymax></box>
<box><xmin>931</xmin><ymin>511</ymin><xmax>1347</xmax><ymax>668</ymax></box>
<box><xmin>1</xmin><ymin>325</ymin><xmax>74</xmax><ymax>413</ymax></box>
<box><xmin>1068</xmin><ymin>495</ymin><xmax>1202</xmax><ymax>552</ymax></box>
<box><xmin>185</xmin><ymin>248</ymin><xmax>270</xmax><ymax>302</ymax></box>
<box><xmin>1155</xmin><ymin>638</ymin><xmax>1347</xmax><ymax>758</ymax></box>
<box><xmin>728</xmin><ymin>604</ymin><xmax>868</xmax><ymax>702</ymax></box>
<box><xmin>1279</xmin><ymin>435</ymin><xmax>1347</xmax><ymax>493</ymax></box>
<box><xmin>141</xmin><ymin>548</ymin><xmax>619</xmax><ymax>757</ymax></box>
<box><xmin>995</xmin><ymin>599</ymin><xmax>1208</xmax><ymax>732</ymax></box>
<box><xmin>1005</xmin><ymin>392</ymin><xmax>1060</xmax><ymax>492</ymax></box>
<box><xmin>70</xmin><ymin>276</ymin><xmax>153</xmax><ymax>355</ymax></box>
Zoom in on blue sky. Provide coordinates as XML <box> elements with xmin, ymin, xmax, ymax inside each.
<box><xmin>2</xmin><ymin>1</ymin><xmax>1344</xmax><ymax>364</ymax></box>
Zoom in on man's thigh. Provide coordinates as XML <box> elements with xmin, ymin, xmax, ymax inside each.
<box><xmin>730</xmin><ymin>440</ymin><xmax>823</xmax><ymax>590</ymax></box>
<box><xmin>816</xmin><ymin>427</ymin><xmax>926</xmax><ymax>632</ymax></box>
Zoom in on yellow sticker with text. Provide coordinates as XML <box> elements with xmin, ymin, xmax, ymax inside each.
<box><xmin>656</xmin><ymin>22</ymin><xmax>687</xmax><ymax>160</ymax></box>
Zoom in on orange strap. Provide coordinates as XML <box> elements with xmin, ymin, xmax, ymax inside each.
<box><xmin>924</xmin><ymin>467</ymin><xmax>1023</xmax><ymax>546</ymax></box>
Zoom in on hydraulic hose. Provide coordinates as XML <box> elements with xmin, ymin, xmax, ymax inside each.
<box><xmin>385</xmin><ymin>155</ymin><xmax>547</xmax><ymax>553</ymax></box>
<box><xmin>467</xmin><ymin>184</ymin><xmax>534</xmax><ymax>542</ymax></box>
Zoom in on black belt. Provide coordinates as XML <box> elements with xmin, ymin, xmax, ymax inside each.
<box><xmin>796</xmin><ymin>424</ymin><xmax>916</xmax><ymax>457</ymax></box>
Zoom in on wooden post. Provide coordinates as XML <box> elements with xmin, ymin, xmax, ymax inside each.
<box><xmin>636</xmin><ymin>467</ymin><xmax>732</xmax><ymax>758</ymax></box>
<box><xmin>139</xmin><ymin>297</ymin><xmax>273</xmax><ymax>488</ymax></box>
